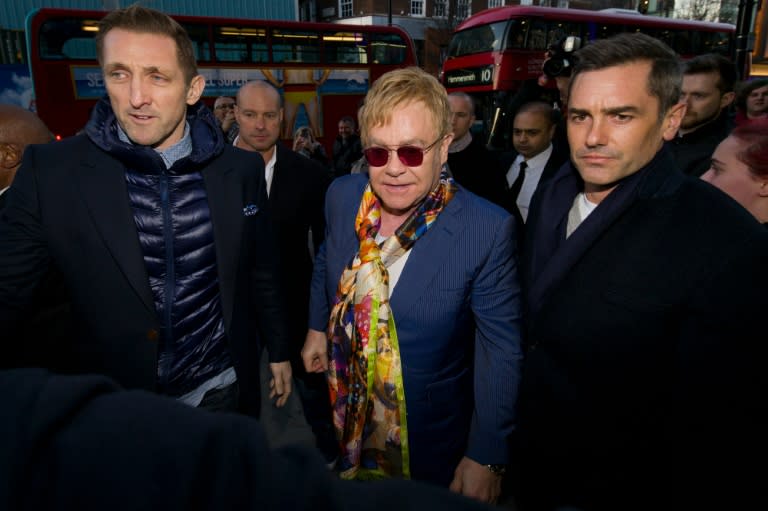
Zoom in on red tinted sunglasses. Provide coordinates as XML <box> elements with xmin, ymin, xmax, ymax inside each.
<box><xmin>363</xmin><ymin>136</ymin><xmax>444</xmax><ymax>167</ymax></box>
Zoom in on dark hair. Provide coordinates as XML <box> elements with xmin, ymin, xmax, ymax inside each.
<box><xmin>339</xmin><ymin>116</ymin><xmax>356</xmax><ymax>127</ymax></box>
<box><xmin>735</xmin><ymin>78</ymin><xmax>768</xmax><ymax>112</ymax></box>
<box><xmin>515</xmin><ymin>100</ymin><xmax>557</xmax><ymax>126</ymax></box>
<box><xmin>570</xmin><ymin>33</ymin><xmax>681</xmax><ymax>119</ymax></box>
<box><xmin>731</xmin><ymin>121</ymin><xmax>768</xmax><ymax>179</ymax></box>
<box><xmin>96</xmin><ymin>4</ymin><xmax>198</xmax><ymax>84</ymax></box>
<box><xmin>682</xmin><ymin>53</ymin><xmax>737</xmax><ymax>95</ymax></box>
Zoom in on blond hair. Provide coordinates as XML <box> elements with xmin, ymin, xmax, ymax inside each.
<box><xmin>359</xmin><ymin>67</ymin><xmax>451</xmax><ymax>145</ymax></box>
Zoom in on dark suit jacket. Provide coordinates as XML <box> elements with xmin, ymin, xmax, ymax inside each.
<box><xmin>516</xmin><ymin>148</ymin><xmax>768</xmax><ymax>510</ymax></box>
<box><xmin>0</xmin><ymin>368</ymin><xmax>496</xmax><ymax>511</ymax></box>
<box><xmin>447</xmin><ymin>136</ymin><xmax>508</xmax><ymax>208</ymax></box>
<box><xmin>498</xmin><ymin>144</ymin><xmax>568</xmax><ymax>249</ymax></box>
<box><xmin>308</xmin><ymin>174</ymin><xmax>524</xmax><ymax>485</ymax></box>
<box><xmin>0</xmin><ymin>134</ymin><xmax>285</xmax><ymax>417</ymax></box>
<box><xmin>269</xmin><ymin>143</ymin><xmax>330</xmax><ymax>366</ymax></box>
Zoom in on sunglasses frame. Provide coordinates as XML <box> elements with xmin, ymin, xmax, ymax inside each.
<box><xmin>363</xmin><ymin>135</ymin><xmax>445</xmax><ymax>167</ymax></box>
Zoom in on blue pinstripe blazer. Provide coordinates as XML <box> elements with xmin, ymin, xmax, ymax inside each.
<box><xmin>308</xmin><ymin>174</ymin><xmax>523</xmax><ymax>485</ymax></box>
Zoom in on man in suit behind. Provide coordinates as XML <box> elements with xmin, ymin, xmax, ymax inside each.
<box><xmin>446</xmin><ymin>92</ymin><xmax>507</xmax><ymax>208</ymax></box>
<box><xmin>500</xmin><ymin>101</ymin><xmax>567</xmax><ymax>223</ymax></box>
<box><xmin>516</xmin><ymin>33</ymin><xmax>767</xmax><ymax>511</ymax></box>
<box><xmin>301</xmin><ymin>67</ymin><xmax>523</xmax><ymax>504</ymax></box>
<box><xmin>0</xmin><ymin>5</ymin><xmax>289</xmax><ymax>418</ymax></box>
<box><xmin>233</xmin><ymin>80</ymin><xmax>335</xmax><ymax>457</ymax></box>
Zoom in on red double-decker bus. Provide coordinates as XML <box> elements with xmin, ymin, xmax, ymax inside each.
<box><xmin>441</xmin><ymin>6</ymin><xmax>735</xmax><ymax>150</ymax></box>
<box><xmin>25</xmin><ymin>8</ymin><xmax>416</xmax><ymax>146</ymax></box>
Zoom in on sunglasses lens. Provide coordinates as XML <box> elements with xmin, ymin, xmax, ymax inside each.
<box><xmin>364</xmin><ymin>147</ymin><xmax>390</xmax><ymax>167</ymax></box>
<box><xmin>397</xmin><ymin>146</ymin><xmax>424</xmax><ymax>166</ymax></box>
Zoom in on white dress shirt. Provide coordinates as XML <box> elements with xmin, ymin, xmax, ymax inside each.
<box><xmin>505</xmin><ymin>144</ymin><xmax>554</xmax><ymax>222</ymax></box>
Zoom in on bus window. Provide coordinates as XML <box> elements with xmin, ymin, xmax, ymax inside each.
<box><xmin>271</xmin><ymin>29</ymin><xmax>320</xmax><ymax>63</ymax></box>
<box><xmin>324</xmin><ymin>31</ymin><xmax>367</xmax><ymax>64</ymax></box>
<box><xmin>526</xmin><ymin>19</ymin><xmax>548</xmax><ymax>50</ymax></box>
<box><xmin>545</xmin><ymin>21</ymin><xmax>581</xmax><ymax>48</ymax></box>
<box><xmin>371</xmin><ymin>33</ymin><xmax>409</xmax><ymax>64</ymax></box>
<box><xmin>214</xmin><ymin>27</ymin><xmax>266</xmax><ymax>63</ymax></box>
<box><xmin>701</xmin><ymin>32</ymin><xmax>730</xmax><ymax>55</ymax></box>
<box><xmin>447</xmin><ymin>21</ymin><xmax>506</xmax><ymax>57</ymax></box>
<box><xmin>596</xmin><ymin>23</ymin><xmax>628</xmax><ymax>40</ymax></box>
<box><xmin>673</xmin><ymin>30</ymin><xmax>692</xmax><ymax>55</ymax></box>
<box><xmin>61</xmin><ymin>38</ymin><xmax>96</xmax><ymax>60</ymax></box>
<box><xmin>183</xmin><ymin>23</ymin><xmax>212</xmax><ymax>62</ymax></box>
<box><xmin>507</xmin><ymin>21</ymin><xmax>526</xmax><ymax>49</ymax></box>
<box><xmin>38</xmin><ymin>18</ymin><xmax>97</xmax><ymax>59</ymax></box>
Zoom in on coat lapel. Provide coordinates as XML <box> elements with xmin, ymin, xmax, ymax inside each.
<box><xmin>527</xmin><ymin>154</ymin><xmax>672</xmax><ymax>315</ymax></box>
<box><xmin>202</xmin><ymin>158</ymin><xmax>242</xmax><ymax>330</ymax></box>
<box><xmin>390</xmin><ymin>191</ymin><xmax>465</xmax><ymax>318</ymax></box>
<box><xmin>75</xmin><ymin>149</ymin><xmax>154</xmax><ymax>314</ymax></box>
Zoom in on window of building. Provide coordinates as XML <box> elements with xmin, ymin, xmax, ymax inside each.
<box><xmin>456</xmin><ymin>0</ymin><xmax>472</xmax><ymax>21</ymax></box>
<box><xmin>520</xmin><ymin>0</ymin><xmax>533</xmax><ymax>6</ymax></box>
<box><xmin>411</xmin><ymin>0</ymin><xmax>425</xmax><ymax>17</ymax></box>
<box><xmin>434</xmin><ymin>0</ymin><xmax>448</xmax><ymax>18</ymax></box>
<box><xmin>339</xmin><ymin>0</ymin><xmax>353</xmax><ymax>18</ymax></box>
<box><xmin>488</xmin><ymin>0</ymin><xmax>505</xmax><ymax>7</ymax></box>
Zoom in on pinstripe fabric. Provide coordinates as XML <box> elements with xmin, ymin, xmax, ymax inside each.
<box><xmin>309</xmin><ymin>173</ymin><xmax>524</xmax><ymax>485</ymax></box>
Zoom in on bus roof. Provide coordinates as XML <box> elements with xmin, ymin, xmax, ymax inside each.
<box><xmin>28</xmin><ymin>7</ymin><xmax>414</xmax><ymax>37</ymax></box>
<box><xmin>457</xmin><ymin>6</ymin><xmax>735</xmax><ymax>33</ymax></box>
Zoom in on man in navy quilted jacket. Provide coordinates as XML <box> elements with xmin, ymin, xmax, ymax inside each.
<box><xmin>0</xmin><ymin>5</ymin><xmax>289</xmax><ymax>418</ymax></box>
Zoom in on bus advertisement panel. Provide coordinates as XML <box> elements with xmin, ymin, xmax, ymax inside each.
<box><xmin>25</xmin><ymin>8</ymin><xmax>416</xmax><ymax>147</ymax></box>
<box><xmin>441</xmin><ymin>6</ymin><xmax>734</xmax><ymax>150</ymax></box>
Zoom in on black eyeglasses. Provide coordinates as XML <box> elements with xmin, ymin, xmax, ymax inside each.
<box><xmin>216</xmin><ymin>103</ymin><xmax>235</xmax><ymax>110</ymax></box>
<box><xmin>363</xmin><ymin>136</ymin><xmax>445</xmax><ymax>167</ymax></box>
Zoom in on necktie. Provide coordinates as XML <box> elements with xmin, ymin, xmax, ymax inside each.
<box><xmin>509</xmin><ymin>161</ymin><xmax>527</xmax><ymax>203</ymax></box>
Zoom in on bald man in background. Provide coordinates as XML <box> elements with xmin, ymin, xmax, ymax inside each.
<box><xmin>0</xmin><ymin>104</ymin><xmax>52</xmax><ymax>208</ymax></box>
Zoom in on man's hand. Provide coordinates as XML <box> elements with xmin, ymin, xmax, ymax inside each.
<box><xmin>448</xmin><ymin>456</ymin><xmax>503</xmax><ymax>505</ymax></box>
<box><xmin>221</xmin><ymin>111</ymin><xmax>236</xmax><ymax>133</ymax></box>
<box><xmin>268</xmin><ymin>361</ymin><xmax>292</xmax><ymax>408</ymax></box>
<box><xmin>301</xmin><ymin>328</ymin><xmax>329</xmax><ymax>373</ymax></box>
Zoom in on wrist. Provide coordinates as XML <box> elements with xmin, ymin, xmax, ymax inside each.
<box><xmin>485</xmin><ymin>464</ymin><xmax>507</xmax><ymax>476</ymax></box>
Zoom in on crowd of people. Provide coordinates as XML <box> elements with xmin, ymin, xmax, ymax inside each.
<box><xmin>1</xmin><ymin>5</ymin><xmax>766</xmax><ymax>511</ymax></box>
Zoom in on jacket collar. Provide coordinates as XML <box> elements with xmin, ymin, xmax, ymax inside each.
<box><xmin>84</xmin><ymin>97</ymin><xmax>224</xmax><ymax>174</ymax></box>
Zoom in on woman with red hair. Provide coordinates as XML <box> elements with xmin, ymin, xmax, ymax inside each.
<box><xmin>701</xmin><ymin>120</ymin><xmax>768</xmax><ymax>226</ymax></box>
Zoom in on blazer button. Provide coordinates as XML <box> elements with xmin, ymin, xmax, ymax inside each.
<box><xmin>147</xmin><ymin>329</ymin><xmax>159</xmax><ymax>342</ymax></box>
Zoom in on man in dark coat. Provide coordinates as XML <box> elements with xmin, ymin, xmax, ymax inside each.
<box><xmin>0</xmin><ymin>5</ymin><xmax>289</xmax><ymax>418</ymax></box>
<box><xmin>234</xmin><ymin>79</ymin><xmax>335</xmax><ymax>458</ymax></box>
<box><xmin>331</xmin><ymin>115</ymin><xmax>363</xmax><ymax>178</ymax></box>
<box><xmin>446</xmin><ymin>92</ymin><xmax>508</xmax><ymax>208</ymax></box>
<box><xmin>0</xmin><ymin>104</ymin><xmax>52</xmax><ymax>208</ymax></box>
<box><xmin>668</xmin><ymin>53</ymin><xmax>737</xmax><ymax>176</ymax></box>
<box><xmin>499</xmin><ymin>101</ymin><xmax>568</xmax><ymax>223</ymax></box>
<box><xmin>516</xmin><ymin>33</ymin><xmax>767</xmax><ymax>511</ymax></box>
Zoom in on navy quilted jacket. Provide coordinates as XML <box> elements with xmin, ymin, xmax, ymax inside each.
<box><xmin>85</xmin><ymin>99</ymin><xmax>231</xmax><ymax>397</ymax></box>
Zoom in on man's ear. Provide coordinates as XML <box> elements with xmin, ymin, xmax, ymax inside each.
<box><xmin>0</xmin><ymin>142</ymin><xmax>22</xmax><ymax>169</ymax></box>
<box><xmin>759</xmin><ymin>181</ymin><xmax>768</xmax><ymax>198</ymax></box>
<box><xmin>186</xmin><ymin>74</ymin><xmax>205</xmax><ymax>105</ymax></box>
<box><xmin>720</xmin><ymin>91</ymin><xmax>736</xmax><ymax>109</ymax></box>
<box><xmin>662</xmin><ymin>101</ymin><xmax>686</xmax><ymax>141</ymax></box>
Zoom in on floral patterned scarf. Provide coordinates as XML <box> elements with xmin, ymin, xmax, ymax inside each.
<box><xmin>327</xmin><ymin>171</ymin><xmax>457</xmax><ymax>480</ymax></box>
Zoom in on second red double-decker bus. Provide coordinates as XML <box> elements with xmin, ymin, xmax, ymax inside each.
<box><xmin>441</xmin><ymin>6</ymin><xmax>735</xmax><ymax>150</ymax></box>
